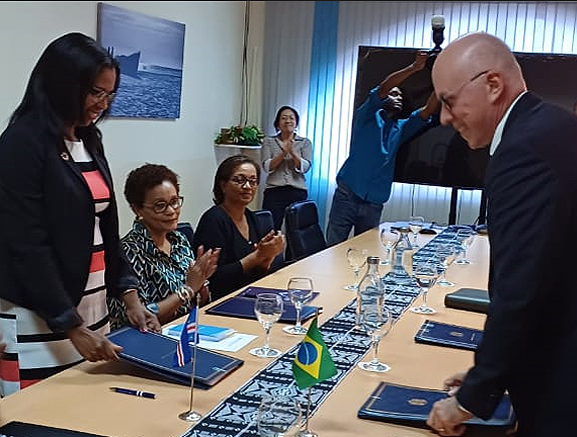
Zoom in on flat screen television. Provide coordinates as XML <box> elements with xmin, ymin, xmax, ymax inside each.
<box><xmin>354</xmin><ymin>46</ymin><xmax>577</xmax><ymax>190</ymax></box>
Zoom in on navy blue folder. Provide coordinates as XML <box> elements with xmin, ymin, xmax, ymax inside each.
<box><xmin>414</xmin><ymin>320</ymin><xmax>483</xmax><ymax>351</ymax></box>
<box><xmin>239</xmin><ymin>285</ymin><xmax>320</xmax><ymax>304</ymax></box>
<box><xmin>358</xmin><ymin>382</ymin><xmax>515</xmax><ymax>428</ymax></box>
<box><xmin>0</xmin><ymin>421</ymin><xmax>110</xmax><ymax>436</ymax></box>
<box><xmin>107</xmin><ymin>326</ymin><xmax>243</xmax><ymax>388</ymax></box>
<box><xmin>205</xmin><ymin>295</ymin><xmax>321</xmax><ymax>324</ymax></box>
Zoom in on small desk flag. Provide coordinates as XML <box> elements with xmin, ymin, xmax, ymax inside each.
<box><xmin>292</xmin><ymin>316</ymin><xmax>337</xmax><ymax>389</ymax></box>
<box><xmin>173</xmin><ymin>306</ymin><xmax>198</xmax><ymax>367</ymax></box>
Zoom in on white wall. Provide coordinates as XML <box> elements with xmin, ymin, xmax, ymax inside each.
<box><xmin>0</xmin><ymin>1</ymin><xmax>264</xmax><ymax>234</ymax></box>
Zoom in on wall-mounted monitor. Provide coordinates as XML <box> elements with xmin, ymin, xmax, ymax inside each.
<box><xmin>354</xmin><ymin>46</ymin><xmax>577</xmax><ymax>190</ymax></box>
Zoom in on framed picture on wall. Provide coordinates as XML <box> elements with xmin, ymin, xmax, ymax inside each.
<box><xmin>97</xmin><ymin>2</ymin><xmax>185</xmax><ymax>119</ymax></box>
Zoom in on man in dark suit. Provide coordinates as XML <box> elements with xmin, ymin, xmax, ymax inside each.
<box><xmin>427</xmin><ymin>32</ymin><xmax>577</xmax><ymax>437</ymax></box>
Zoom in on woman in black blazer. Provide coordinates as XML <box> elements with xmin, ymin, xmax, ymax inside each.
<box><xmin>0</xmin><ymin>32</ymin><xmax>159</xmax><ymax>396</ymax></box>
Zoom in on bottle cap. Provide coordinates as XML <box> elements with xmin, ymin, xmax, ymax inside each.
<box><xmin>367</xmin><ymin>256</ymin><xmax>380</xmax><ymax>265</ymax></box>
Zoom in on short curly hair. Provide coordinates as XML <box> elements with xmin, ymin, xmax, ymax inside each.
<box><xmin>124</xmin><ymin>163</ymin><xmax>180</xmax><ymax>207</ymax></box>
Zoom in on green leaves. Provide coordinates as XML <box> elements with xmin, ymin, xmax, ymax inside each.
<box><xmin>215</xmin><ymin>125</ymin><xmax>264</xmax><ymax>146</ymax></box>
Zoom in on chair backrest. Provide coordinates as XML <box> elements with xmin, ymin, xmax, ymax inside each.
<box><xmin>253</xmin><ymin>209</ymin><xmax>285</xmax><ymax>270</ymax></box>
<box><xmin>284</xmin><ymin>200</ymin><xmax>327</xmax><ymax>262</ymax></box>
<box><xmin>253</xmin><ymin>209</ymin><xmax>274</xmax><ymax>235</ymax></box>
<box><xmin>176</xmin><ymin>222</ymin><xmax>195</xmax><ymax>246</ymax></box>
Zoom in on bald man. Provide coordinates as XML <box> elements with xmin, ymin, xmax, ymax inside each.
<box><xmin>428</xmin><ymin>32</ymin><xmax>577</xmax><ymax>437</ymax></box>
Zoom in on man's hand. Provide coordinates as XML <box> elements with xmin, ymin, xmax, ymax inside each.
<box><xmin>427</xmin><ymin>396</ymin><xmax>472</xmax><ymax>436</ymax></box>
<box><xmin>413</xmin><ymin>50</ymin><xmax>429</xmax><ymax>72</ymax></box>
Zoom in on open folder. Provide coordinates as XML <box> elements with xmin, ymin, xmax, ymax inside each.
<box><xmin>107</xmin><ymin>326</ymin><xmax>243</xmax><ymax>388</ymax></box>
<box><xmin>358</xmin><ymin>382</ymin><xmax>515</xmax><ymax>430</ymax></box>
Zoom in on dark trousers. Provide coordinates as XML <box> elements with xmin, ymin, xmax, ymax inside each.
<box><xmin>262</xmin><ymin>186</ymin><xmax>308</xmax><ymax>231</ymax></box>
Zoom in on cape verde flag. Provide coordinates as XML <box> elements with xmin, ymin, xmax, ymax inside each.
<box><xmin>173</xmin><ymin>306</ymin><xmax>198</xmax><ymax>367</ymax></box>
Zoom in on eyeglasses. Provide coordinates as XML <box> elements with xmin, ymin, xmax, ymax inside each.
<box><xmin>143</xmin><ymin>196</ymin><xmax>184</xmax><ymax>214</ymax></box>
<box><xmin>439</xmin><ymin>70</ymin><xmax>489</xmax><ymax>112</ymax></box>
<box><xmin>89</xmin><ymin>87</ymin><xmax>116</xmax><ymax>104</ymax></box>
<box><xmin>230</xmin><ymin>176</ymin><xmax>259</xmax><ymax>187</ymax></box>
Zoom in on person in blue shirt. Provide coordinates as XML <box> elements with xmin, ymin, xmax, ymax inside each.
<box><xmin>326</xmin><ymin>50</ymin><xmax>440</xmax><ymax>246</ymax></box>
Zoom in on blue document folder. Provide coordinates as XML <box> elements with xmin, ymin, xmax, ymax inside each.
<box><xmin>205</xmin><ymin>295</ymin><xmax>320</xmax><ymax>324</ymax></box>
<box><xmin>239</xmin><ymin>285</ymin><xmax>320</xmax><ymax>303</ymax></box>
<box><xmin>414</xmin><ymin>320</ymin><xmax>483</xmax><ymax>351</ymax></box>
<box><xmin>0</xmin><ymin>421</ymin><xmax>110</xmax><ymax>436</ymax></box>
<box><xmin>107</xmin><ymin>326</ymin><xmax>243</xmax><ymax>388</ymax></box>
<box><xmin>358</xmin><ymin>382</ymin><xmax>515</xmax><ymax>428</ymax></box>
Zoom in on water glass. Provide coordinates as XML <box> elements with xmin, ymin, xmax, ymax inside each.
<box><xmin>249</xmin><ymin>293</ymin><xmax>284</xmax><ymax>358</ymax></box>
<box><xmin>283</xmin><ymin>277</ymin><xmax>314</xmax><ymax>335</ymax></box>
<box><xmin>256</xmin><ymin>395</ymin><xmax>302</xmax><ymax>437</ymax></box>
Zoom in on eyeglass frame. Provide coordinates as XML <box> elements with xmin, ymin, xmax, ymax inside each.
<box><xmin>229</xmin><ymin>175</ymin><xmax>259</xmax><ymax>188</ymax></box>
<box><xmin>439</xmin><ymin>70</ymin><xmax>489</xmax><ymax>112</ymax></box>
<box><xmin>142</xmin><ymin>196</ymin><xmax>184</xmax><ymax>214</ymax></box>
<box><xmin>89</xmin><ymin>86</ymin><xmax>117</xmax><ymax>104</ymax></box>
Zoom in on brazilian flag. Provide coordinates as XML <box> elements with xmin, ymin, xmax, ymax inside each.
<box><xmin>292</xmin><ymin>317</ymin><xmax>337</xmax><ymax>389</ymax></box>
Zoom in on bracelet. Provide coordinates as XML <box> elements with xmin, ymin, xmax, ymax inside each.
<box><xmin>175</xmin><ymin>285</ymin><xmax>193</xmax><ymax>306</ymax></box>
<box><xmin>145</xmin><ymin>302</ymin><xmax>160</xmax><ymax>315</ymax></box>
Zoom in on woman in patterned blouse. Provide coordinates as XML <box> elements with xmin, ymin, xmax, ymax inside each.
<box><xmin>107</xmin><ymin>164</ymin><xmax>220</xmax><ymax>330</ymax></box>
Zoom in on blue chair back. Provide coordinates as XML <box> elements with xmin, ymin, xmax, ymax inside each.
<box><xmin>176</xmin><ymin>222</ymin><xmax>195</xmax><ymax>246</ymax></box>
<box><xmin>284</xmin><ymin>200</ymin><xmax>327</xmax><ymax>262</ymax></box>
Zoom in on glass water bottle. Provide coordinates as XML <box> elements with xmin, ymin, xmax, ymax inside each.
<box><xmin>356</xmin><ymin>256</ymin><xmax>385</xmax><ymax>329</ymax></box>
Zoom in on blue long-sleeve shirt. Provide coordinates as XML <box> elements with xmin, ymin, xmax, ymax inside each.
<box><xmin>336</xmin><ymin>86</ymin><xmax>434</xmax><ymax>204</ymax></box>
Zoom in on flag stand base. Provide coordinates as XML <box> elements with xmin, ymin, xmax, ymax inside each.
<box><xmin>178</xmin><ymin>410</ymin><xmax>202</xmax><ymax>423</ymax></box>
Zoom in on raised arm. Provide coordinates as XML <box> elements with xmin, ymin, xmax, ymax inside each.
<box><xmin>378</xmin><ymin>50</ymin><xmax>429</xmax><ymax>99</ymax></box>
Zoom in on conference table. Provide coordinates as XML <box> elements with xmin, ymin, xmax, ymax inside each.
<box><xmin>0</xmin><ymin>223</ymin><xmax>491</xmax><ymax>437</ymax></box>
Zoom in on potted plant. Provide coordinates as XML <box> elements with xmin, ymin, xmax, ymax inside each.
<box><xmin>214</xmin><ymin>125</ymin><xmax>265</xmax><ymax>147</ymax></box>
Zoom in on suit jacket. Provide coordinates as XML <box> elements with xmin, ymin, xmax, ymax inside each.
<box><xmin>456</xmin><ymin>93</ymin><xmax>577</xmax><ymax>436</ymax></box>
<box><xmin>0</xmin><ymin>113</ymin><xmax>138</xmax><ymax>332</ymax></box>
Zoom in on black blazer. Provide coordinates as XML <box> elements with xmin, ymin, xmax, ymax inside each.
<box><xmin>0</xmin><ymin>114</ymin><xmax>137</xmax><ymax>332</ymax></box>
<box><xmin>192</xmin><ymin>205</ymin><xmax>276</xmax><ymax>301</ymax></box>
<box><xmin>456</xmin><ymin>93</ymin><xmax>577</xmax><ymax>436</ymax></box>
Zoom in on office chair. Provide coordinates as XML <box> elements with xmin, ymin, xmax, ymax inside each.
<box><xmin>176</xmin><ymin>222</ymin><xmax>195</xmax><ymax>246</ymax></box>
<box><xmin>253</xmin><ymin>208</ymin><xmax>285</xmax><ymax>270</ymax></box>
<box><xmin>284</xmin><ymin>200</ymin><xmax>327</xmax><ymax>262</ymax></box>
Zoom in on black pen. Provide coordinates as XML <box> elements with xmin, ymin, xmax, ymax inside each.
<box><xmin>109</xmin><ymin>386</ymin><xmax>156</xmax><ymax>399</ymax></box>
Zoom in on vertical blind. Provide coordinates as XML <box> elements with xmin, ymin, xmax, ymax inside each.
<box><xmin>262</xmin><ymin>1</ymin><xmax>577</xmax><ymax>229</ymax></box>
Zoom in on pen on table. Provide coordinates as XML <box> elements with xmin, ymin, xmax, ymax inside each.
<box><xmin>109</xmin><ymin>386</ymin><xmax>156</xmax><ymax>399</ymax></box>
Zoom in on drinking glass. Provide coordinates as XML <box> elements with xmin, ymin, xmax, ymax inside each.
<box><xmin>409</xmin><ymin>216</ymin><xmax>425</xmax><ymax>248</ymax></box>
<box><xmin>455</xmin><ymin>229</ymin><xmax>476</xmax><ymax>265</ymax></box>
<box><xmin>379</xmin><ymin>226</ymin><xmax>397</xmax><ymax>266</ymax></box>
<box><xmin>436</xmin><ymin>244</ymin><xmax>456</xmax><ymax>287</ymax></box>
<box><xmin>249</xmin><ymin>293</ymin><xmax>284</xmax><ymax>358</ymax></box>
<box><xmin>410</xmin><ymin>263</ymin><xmax>440</xmax><ymax>314</ymax></box>
<box><xmin>358</xmin><ymin>305</ymin><xmax>393</xmax><ymax>373</ymax></box>
<box><xmin>256</xmin><ymin>394</ymin><xmax>302</xmax><ymax>437</ymax></box>
<box><xmin>344</xmin><ymin>247</ymin><xmax>368</xmax><ymax>291</ymax></box>
<box><xmin>283</xmin><ymin>277</ymin><xmax>314</xmax><ymax>335</ymax></box>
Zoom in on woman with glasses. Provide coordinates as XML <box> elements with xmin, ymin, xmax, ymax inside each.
<box><xmin>107</xmin><ymin>164</ymin><xmax>220</xmax><ymax>330</ymax></box>
<box><xmin>261</xmin><ymin>106</ymin><xmax>312</xmax><ymax>231</ymax></box>
<box><xmin>0</xmin><ymin>33</ymin><xmax>159</xmax><ymax>395</ymax></box>
<box><xmin>193</xmin><ymin>155</ymin><xmax>285</xmax><ymax>301</ymax></box>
